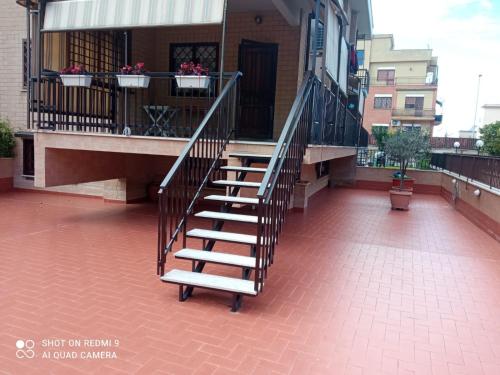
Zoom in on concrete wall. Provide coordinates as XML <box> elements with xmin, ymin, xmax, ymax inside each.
<box><xmin>0</xmin><ymin>158</ymin><xmax>14</xmax><ymax>192</ymax></box>
<box><xmin>354</xmin><ymin>166</ymin><xmax>500</xmax><ymax>241</ymax></box>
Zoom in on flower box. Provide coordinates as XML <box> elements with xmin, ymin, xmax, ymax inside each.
<box><xmin>175</xmin><ymin>75</ymin><xmax>211</xmax><ymax>89</ymax></box>
<box><xmin>117</xmin><ymin>75</ymin><xmax>151</xmax><ymax>88</ymax></box>
<box><xmin>60</xmin><ymin>75</ymin><xmax>92</xmax><ymax>88</ymax></box>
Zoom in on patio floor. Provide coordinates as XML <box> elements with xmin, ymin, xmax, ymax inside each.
<box><xmin>0</xmin><ymin>188</ymin><xmax>499</xmax><ymax>375</ymax></box>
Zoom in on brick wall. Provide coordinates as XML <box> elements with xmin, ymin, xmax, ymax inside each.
<box><xmin>0</xmin><ymin>0</ymin><xmax>27</xmax><ymax>130</ymax></box>
<box><xmin>132</xmin><ymin>10</ymin><xmax>301</xmax><ymax>139</ymax></box>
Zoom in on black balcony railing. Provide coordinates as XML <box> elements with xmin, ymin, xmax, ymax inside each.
<box><xmin>310</xmin><ymin>80</ymin><xmax>364</xmax><ymax>147</ymax></box>
<box><xmin>357</xmin><ymin>148</ymin><xmax>431</xmax><ymax>170</ymax></box>
<box><xmin>31</xmin><ymin>72</ymin><xmax>232</xmax><ymax>138</ymax></box>
<box><xmin>430</xmin><ymin>153</ymin><xmax>500</xmax><ymax>189</ymax></box>
<box><xmin>392</xmin><ymin>108</ymin><xmax>435</xmax><ymax>118</ymax></box>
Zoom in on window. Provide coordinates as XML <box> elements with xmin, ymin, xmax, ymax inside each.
<box><xmin>405</xmin><ymin>96</ymin><xmax>424</xmax><ymax>110</ymax></box>
<box><xmin>22</xmin><ymin>39</ymin><xmax>29</xmax><ymax>89</ymax></box>
<box><xmin>377</xmin><ymin>69</ymin><xmax>395</xmax><ymax>85</ymax></box>
<box><xmin>68</xmin><ymin>31</ymin><xmax>126</xmax><ymax>72</ymax></box>
<box><xmin>374</xmin><ymin>96</ymin><xmax>392</xmax><ymax>109</ymax></box>
<box><xmin>356</xmin><ymin>50</ymin><xmax>365</xmax><ymax>66</ymax></box>
<box><xmin>169</xmin><ymin>43</ymin><xmax>219</xmax><ymax>74</ymax></box>
<box><xmin>23</xmin><ymin>139</ymin><xmax>34</xmax><ymax>177</ymax></box>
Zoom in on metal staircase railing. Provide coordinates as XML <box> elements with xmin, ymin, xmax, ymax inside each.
<box><xmin>157</xmin><ymin>72</ymin><xmax>242</xmax><ymax>276</ymax></box>
<box><xmin>254</xmin><ymin>71</ymin><xmax>316</xmax><ymax>292</ymax></box>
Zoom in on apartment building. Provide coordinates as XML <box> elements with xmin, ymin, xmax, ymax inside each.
<box><xmin>357</xmin><ymin>34</ymin><xmax>440</xmax><ymax>135</ymax></box>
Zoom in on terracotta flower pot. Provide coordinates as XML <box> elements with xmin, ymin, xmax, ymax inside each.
<box><xmin>392</xmin><ymin>178</ymin><xmax>415</xmax><ymax>191</ymax></box>
<box><xmin>389</xmin><ymin>189</ymin><xmax>412</xmax><ymax>210</ymax></box>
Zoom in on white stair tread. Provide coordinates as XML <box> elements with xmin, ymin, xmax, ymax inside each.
<box><xmin>213</xmin><ymin>180</ymin><xmax>261</xmax><ymax>188</ymax></box>
<box><xmin>174</xmin><ymin>249</ymin><xmax>257</xmax><ymax>268</ymax></box>
<box><xmin>196</xmin><ymin>211</ymin><xmax>258</xmax><ymax>223</ymax></box>
<box><xmin>229</xmin><ymin>152</ymin><xmax>273</xmax><ymax>159</ymax></box>
<box><xmin>161</xmin><ymin>269</ymin><xmax>257</xmax><ymax>296</ymax></box>
<box><xmin>204</xmin><ymin>195</ymin><xmax>259</xmax><ymax>205</ymax></box>
<box><xmin>221</xmin><ymin>166</ymin><xmax>267</xmax><ymax>173</ymax></box>
<box><xmin>187</xmin><ymin>228</ymin><xmax>257</xmax><ymax>245</ymax></box>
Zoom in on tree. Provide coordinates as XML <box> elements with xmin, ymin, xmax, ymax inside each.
<box><xmin>372</xmin><ymin>126</ymin><xmax>390</xmax><ymax>150</ymax></box>
<box><xmin>0</xmin><ymin>118</ymin><xmax>15</xmax><ymax>158</ymax></box>
<box><xmin>384</xmin><ymin>129</ymin><xmax>430</xmax><ymax>189</ymax></box>
<box><xmin>479</xmin><ymin>121</ymin><xmax>500</xmax><ymax>156</ymax></box>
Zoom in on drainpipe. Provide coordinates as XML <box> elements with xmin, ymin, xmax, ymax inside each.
<box><xmin>219</xmin><ymin>0</ymin><xmax>228</xmax><ymax>91</ymax></box>
<box><xmin>26</xmin><ymin>0</ymin><xmax>31</xmax><ymax>130</ymax></box>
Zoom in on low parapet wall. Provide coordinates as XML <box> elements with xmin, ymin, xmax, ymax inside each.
<box><xmin>355</xmin><ymin>166</ymin><xmax>500</xmax><ymax>241</ymax></box>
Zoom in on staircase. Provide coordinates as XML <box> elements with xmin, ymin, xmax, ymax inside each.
<box><xmin>161</xmin><ymin>152</ymin><xmax>270</xmax><ymax>311</ymax></box>
<box><xmin>157</xmin><ymin>72</ymin><xmax>317</xmax><ymax>311</ymax></box>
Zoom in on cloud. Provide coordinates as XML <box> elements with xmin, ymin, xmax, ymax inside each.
<box><xmin>371</xmin><ymin>0</ymin><xmax>500</xmax><ymax>136</ymax></box>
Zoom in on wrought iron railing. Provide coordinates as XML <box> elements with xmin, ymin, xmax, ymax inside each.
<box><xmin>357</xmin><ymin>148</ymin><xmax>431</xmax><ymax>170</ymax></box>
<box><xmin>31</xmin><ymin>72</ymin><xmax>232</xmax><ymax>138</ymax></box>
<box><xmin>392</xmin><ymin>108</ymin><xmax>435</xmax><ymax>118</ymax></box>
<box><xmin>157</xmin><ymin>72</ymin><xmax>241</xmax><ymax>275</ymax></box>
<box><xmin>431</xmin><ymin>153</ymin><xmax>500</xmax><ymax>189</ymax></box>
<box><xmin>309</xmin><ymin>79</ymin><xmax>363</xmax><ymax>147</ymax></box>
<box><xmin>253</xmin><ymin>71</ymin><xmax>316</xmax><ymax>292</ymax></box>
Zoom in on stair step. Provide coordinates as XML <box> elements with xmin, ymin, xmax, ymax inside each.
<box><xmin>220</xmin><ymin>166</ymin><xmax>267</xmax><ymax>173</ymax></box>
<box><xmin>196</xmin><ymin>211</ymin><xmax>258</xmax><ymax>224</ymax></box>
<box><xmin>228</xmin><ymin>152</ymin><xmax>273</xmax><ymax>159</ymax></box>
<box><xmin>213</xmin><ymin>180</ymin><xmax>261</xmax><ymax>188</ymax></box>
<box><xmin>161</xmin><ymin>269</ymin><xmax>258</xmax><ymax>296</ymax></box>
<box><xmin>174</xmin><ymin>249</ymin><xmax>257</xmax><ymax>268</ymax></box>
<box><xmin>204</xmin><ymin>195</ymin><xmax>259</xmax><ymax>205</ymax></box>
<box><xmin>187</xmin><ymin>229</ymin><xmax>257</xmax><ymax>245</ymax></box>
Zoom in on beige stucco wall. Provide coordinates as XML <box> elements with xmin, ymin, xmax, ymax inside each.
<box><xmin>395</xmin><ymin>90</ymin><xmax>435</xmax><ymax>110</ymax></box>
<box><xmin>356</xmin><ymin>167</ymin><xmax>442</xmax><ymax>186</ymax></box>
<box><xmin>482</xmin><ymin>106</ymin><xmax>500</xmax><ymax>125</ymax></box>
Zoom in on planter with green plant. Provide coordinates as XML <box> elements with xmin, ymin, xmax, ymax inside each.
<box><xmin>384</xmin><ymin>129</ymin><xmax>430</xmax><ymax>210</ymax></box>
<box><xmin>0</xmin><ymin>119</ymin><xmax>16</xmax><ymax>192</ymax></box>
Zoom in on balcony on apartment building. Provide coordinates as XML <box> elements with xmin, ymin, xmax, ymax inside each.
<box><xmin>392</xmin><ymin>108</ymin><xmax>436</xmax><ymax>119</ymax></box>
<box><xmin>347</xmin><ymin>68</ymin><xmax>370</xmax><ymax>95</ymax></box>
<box><xmin>372</xmin><ymin>76</ymin><xmax>438</xmax><ymax>87</ymax></box>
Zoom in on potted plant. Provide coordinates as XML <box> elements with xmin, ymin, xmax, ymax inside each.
<box><xmin>60</xmin><ymin>64</ymin><xmax>92</xmax><ymax>87</ymax></box>
<box><xmin>175</xmin><ymin>62</ymin><xmax>210</xmax><ymax>89</ymax></box>
<box><xmin>384</xmin><ymin>129</ymin><xmax>430</xmax><ymax>210</ymax></box>
<box><xmin>391</xmin><ymin>171</ymin><xmax>415</xmax><ymax>190</ymax></box>
<box><xmin>117</xmin><ymin>62</ymin><xmax>150</xmax><ymax>88</ymax></box>
<box><xmin>0</xmin><ymin>118</ymin><xmax>16</xmax><ymax>192</ymax></box>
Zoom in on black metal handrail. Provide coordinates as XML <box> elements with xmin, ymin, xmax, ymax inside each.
<box><xmin>157</xmin><ymin>72</ymin><xmax>242</xmax><ymax>275</ymax></box>
<box><xmin>430</xmin><ymin>153</ymin><xmax>500</xmax><ymax>189</ymax></box>
<box><xmin>252</xmin><ymin>71</ymin><xmax>316</xmax><ymax>292</ymax></box>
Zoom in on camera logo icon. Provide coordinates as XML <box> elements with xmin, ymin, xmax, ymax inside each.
<box><xmin>16</xmin><ymin>340</ymin><xmax>35</xmax><ymax>359</ymax></box>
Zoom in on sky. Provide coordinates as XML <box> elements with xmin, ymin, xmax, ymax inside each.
<box><xmin>371</xmin><ymin>0</ymin><xmax>500</xmax><ymax>136</ymax></box>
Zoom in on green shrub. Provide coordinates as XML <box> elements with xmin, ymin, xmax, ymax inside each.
<box><xmin>479</xmin><ymin>121</ymin><xmax>500</xmax><ymax>156</ymax></box>
<box><xmin>372</xmin><ymin>126</ymin><xmax>390</xmax><ymax>150</ymax></box>
<box><xmin>0</xmin><ymin>119</ymin><xmax>16</xmax><ymax>158</ymax></box>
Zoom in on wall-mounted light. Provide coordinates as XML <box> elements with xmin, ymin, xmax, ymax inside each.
<box><xmin>452</xmin><ymin>179</ymin><xmax>457</xmax><ymax>184</ymax></box>
<box><xmin>255</xmin><ymin>15</ymin><xmax>263</xmax><ymax>25</ymax></box>
<box><xmin>473</xmin><ymin>189</ymin><xmax>481</xmax><ymax>197</ymax></box>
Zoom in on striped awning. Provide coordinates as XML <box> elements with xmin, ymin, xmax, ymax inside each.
<box><xmin>42</xmin><ymin>0</ymin><xmax>225</xmax><ymax>32</ymax></box>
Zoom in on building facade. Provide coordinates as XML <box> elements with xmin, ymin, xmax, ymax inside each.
<box><xmin>1</xmin><ymin>0</ymin><xmax>372</xmax><ymax>204</ymax></box>
<box><xmin>357</xmin><ymin>34</ymin><xmax>440</xmax><ymax>135</ymax></box>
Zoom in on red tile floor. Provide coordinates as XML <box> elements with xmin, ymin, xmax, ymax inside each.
<box><xmin>0</xmin><ymin>189</ymin><xmax>499</xmax><ymax>375</ymax></box>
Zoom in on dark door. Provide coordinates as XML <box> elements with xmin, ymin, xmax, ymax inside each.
<box><xmin>237</xmin><ymin>40</ymin><xmax>278</xmax><ymax>140</ymax></box>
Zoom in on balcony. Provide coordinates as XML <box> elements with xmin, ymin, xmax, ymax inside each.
<box><xmin>372</xmin><ymin>76</ymin><xmax>438</xmax><ymax>87</ymax></box>
<box><xmin>392</xmin><ymin>108</ymin><xmax>436</xmax><ymax>118</ymax></box>
<box><xmin>348</xmin><ymin>68</ymin><xmax>370</xmax><ymax>95</ymax></box>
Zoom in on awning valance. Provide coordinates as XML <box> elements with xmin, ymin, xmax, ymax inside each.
<box><xmin>42</xmin><ymin>0</ymin><xmax>225</xmax><ymax>32</ymax></box>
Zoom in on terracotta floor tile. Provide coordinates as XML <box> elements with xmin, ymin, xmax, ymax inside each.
<box><xmin>0</xmin><ymin>189</ymin><xmax>499</xmax><ymax>374</ymax></box>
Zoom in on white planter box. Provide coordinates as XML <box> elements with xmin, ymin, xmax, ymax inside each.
<box><xmin>60</xmin><ymin>75</ymin><xmax>92</xmax><ymax>87</ymax></box>
<box><xmin>117</xmin><ymin>75</ymin><xmax>151</xmax><ymax>88</ymax></box>
<box><xmin>175</xmin><ymin>75</ymin><xmax>211</xmax><ymax>89</ymax></box>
